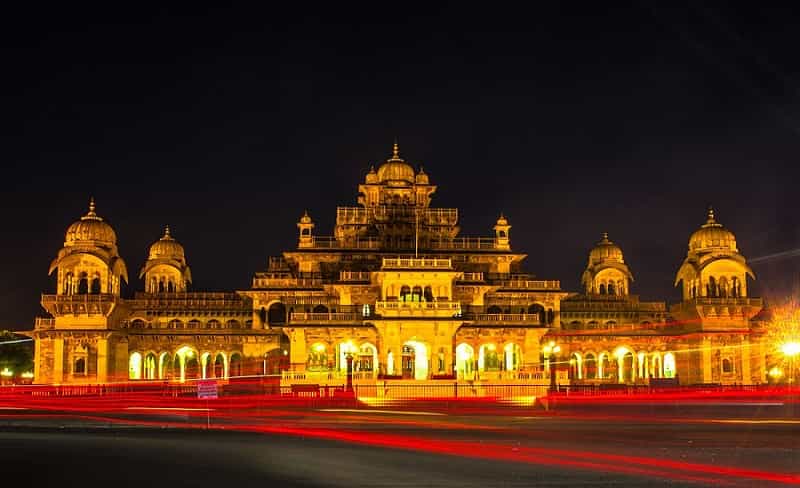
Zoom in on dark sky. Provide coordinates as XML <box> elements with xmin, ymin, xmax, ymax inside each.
<box><xmin>2</xmin><ymin>3</ymin><xmax>800</xmax><ymax>330</ymax></box>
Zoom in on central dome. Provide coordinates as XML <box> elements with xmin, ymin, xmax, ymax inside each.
<box><xmin>148</xmin><ymin>226</ymin><xmax>185</xmax><ymax>261</ymax></box>
<box><xmin>65</xmin><ymin>199</ymin><xmax>117</xmax><ymax>245</ymax></box>
<box><xmin>589</xmin><ymin>232</ymin><xmax>624</xmax><ymax>264</ymax></box>
<box><xmin>689</xmin><ymin>208</ymin><xmax>737</xmax><ymax>253</ymax></box>
<box><xmin>376</xmin><ymin>142</ymin><xmax>415</xmax><ymax>183</ymax></box>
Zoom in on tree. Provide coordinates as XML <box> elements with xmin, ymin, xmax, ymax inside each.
<box><xmin>0</xmin><ymin>331</ymin><xmax>34</xmax><ymax>375</ymax></box>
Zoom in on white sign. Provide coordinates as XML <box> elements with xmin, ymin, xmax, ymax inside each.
<box><xmin>197</xmin><ymin>379</ymin><xmax>218</xmax><ymax>399</ymax></box>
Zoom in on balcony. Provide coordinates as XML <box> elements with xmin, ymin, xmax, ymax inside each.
<box><xmin>300</xmin><ymin>235</ymin><xmax>503</xmax><ymax>251</ymax></box>
<box><xmin>375</xmin><ymin>300</ymin><xmax>461</xmax><ymax>318</ymax></box>
<box><xmin>34</xmin><ymin>317</ymin><xmax>55</xmax><ymax>329</ymax></box>
<box><xmin>41</xmin><ymin>294</ymin><xmax>119</xmax><ymax>316</ymax></box>
<box><xmin>467</xmin><ymin>313</ymin><xmax>542</xmax><ymax>325</ymax></box>
<box><xmin>338</xmin><ymin>271</ymin><xmax>372</xmax><ymax>282</ymax></box>
<box><xmin>494</xmin><ymin>280</ymin><xmax>561</xmax><ymax>290</ymax></box>
<box><xmin>252</xmin><ymin>276</ymin><xmax>324</xmax><ymax>289</ymax></box>
<box><xmin>382</xmin><ymin>258</ymin><xmax>452</xmax><ymax>269</ymax></box>
<box><xmin>289</xmin><ymin>312</ymin><xmax>364</xmax><ymax>325</ymax></box>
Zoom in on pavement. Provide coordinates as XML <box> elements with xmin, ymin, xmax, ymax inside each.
<box><xmin>1</xmin><ymin>402</ymin><xmax>799</xmax><ymax>487</ymax></box>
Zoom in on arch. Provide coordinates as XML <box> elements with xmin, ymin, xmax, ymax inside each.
<box><xmin>337</xmin><ymin>341</ymin><xmax>358</xmax><ymax>373</ymax></box>
<box><xmin>598</xmin><ymin>352</ymin><xmax>611</xmax><ymax>379</ymax></box>
<box><xmin>663</xmin><ymin>352</ymin><xmax>676</xmax><ymax>379</ymax></box>
<box><xmin>568</xmin><ymin>320</ymin><xmax>582</xmax><ymax>330</ymax></box>
<box><xmin>528</xmin><ymin>304</ymin><xmax>545</xmax><ymax>324</ymax></box>
<box><xmin>74</xmin><ymin>357</ymin><xmax>86</xmax><ymax>375</ymax></box>
<box><xmin>423</xmin><ymin>286</ymin><xmax>433</xmax><ymax>302</ymax></box>
<box><xmin>77</xmin><ymin>272</ymin><xmax>89</xmax><ymax>294</ymax></box>
<box><xmin>313</xmin><ymin>304</ymin><xmax>329</xmax><ymax>314</ymax></box>
<box><xmin>226</xmin><ymin>319</ymin><xmax>240</xmax><ymax>329</ymax></box>
<box><xmin>607</xmin><ymin>282</ymin><xmax>615</xmax><ymax>295</ymax></box>
<box><xmin>504</xmin><ymin>343</ymin><xmax>522</xmax><ymax>371</ymax></box>
<box><xmin>129</xmin><ymin>352</ymin><xmax>142</xmax><ymax>380</ymax></box>
<box><xmin>207</xmin><ymin>319</ymin><xmax>221</xmax><ymax>329</ymax></box>
<box><xmin>399</xmin><ymin>285</ymin><xmax>411</xmax><ymax>301</ymax></box>
<box><xmin>167</xmin><ymin>280</ymin><xmax>175</xmax><ymax>293</ymax></box>
<box><xmin>187</xmin><ymin>319</ymin><xmax>201</xmax><ymax>329</ymax></box>
<box><xmin>722</xmin><ymin>357</ymin><xmax>733</xmax><ymax>374</ymax></box>
<box><xmin>175</xmin><ymin>346</ymin><xmax>199</xmax><ymax>382</ymax></box>
<box><xmin>263</xmin><ymin>348</ymin><xmax>285</xmax><ymax>376</ymax></box>
<box><xmin>158</xmin><ymin>352</ymin><xmax>171</xmax><ymax>379</ymax></box>
<box><xmin>63</xmin><ymin>272</ymin><xmax>75</xmax><ymax>295</ymax></box>
<box><xmin>455</xmin><ymin>343</ymin><xmax>475</xmax><ymax>380</ymax></box>
<box><xmin>143</xmin><ymin>352</ymin><xmax>157</xmax><ymax>380</ymax></box>
<box><xmin>200</xmin><ymin>352</ymin><xmax>212</xmax><ymax>379</ymax></box>
<box><xmin>569</xmin><ymin>352</ymin><xmax>582</xmax><ymax>380</ymax></box>
<box><xmin>584</xmin><ymin>352</ymin><xmax>597</xmax><ymax>379</ymax></box>
<box><xmin>605</xmin><ymin>320</ymin><xmax>617</xmax><ymax>329</ymax></box>
<box><xmin>411</xmin><ymin>286</ymin><xmax>423</xmax><ymax>302</ymax></box>
<box><xmin>478</xmin><ymin>343</ymin><xmax>500</xmax><ymax>372</ymax></box>
<box><xmin>587</xmin><ymin>321</ymin><xmax>599</xmax><ymax>329</ymax></box>
<box><xmin>599</xmin><ymin>283</ymin><xmax>606</xmax><ymax>295</ymax></box>
<box><xmin>637</xmin><ymin>351</ymin><xmax>647</xmax><ymax>379</ymax></box>
<box><xmin>131</xmin><ymin>319</ymin><xmax>146</xmax><ymax>329</ymax></box>
<box><xmin>168</xmin><ymin>319</ymin><xmax>184</xmax><ymax>329</ymax></box>
<box><xmin>402</xmin><ymin>341</ymin><xmax>428</xmax><ymax>380</ymax></box>
<box><xmin>357</xmin><ymin>343</ymin><xmax>378</xmax><ymax>374</ymax></box>
<box><xmin>229</xmin><ymin>352</ymin><xmax>243</xmax><ymax>377</ymax></box>
<box><xmin>268</xmin><ymin>302</ymin><xmax>287</xmax><ymax>325</ymax></box>
<box><xmin>307</xmin><ymin>343</ymin><xmax>328</xmax><ymax>371</ymax></box>
<box><xmin>651</xmin><ymin>353</ymin><xmax>662</xmax><ymax>379</ymax></box>
<box><xmin>487</xmin><ymin>305</ymin><xmax>502</xmax><ymax>314</ymax></box>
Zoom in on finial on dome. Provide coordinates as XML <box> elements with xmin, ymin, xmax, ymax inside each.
<box><xmin>163</xmin><ymin>225</ymin><xmax>172</xmax><ymax>239</ymax></box>
<box><xmin>602</xmin><ymin>231</ymin><xmax>609</xmax><ymax>241</ymax></box>
<box><xmin>707</xmin><ymin>206</ymin><xmax>715</xmax><ymax>222</ymax></box>
<box><xmin>82</xmin><ymin>196</ymin><xmax>101</xmax><ymax>221</ymax></box>
<box><xmin>391</xmin><ymin>139</ymin><xmax>400</xmax><ymax>160</ymax></box>
<box><xmin>89</xmin><ymin>197</ymin><xmax>96</xmax><ymax>214</ymax></box>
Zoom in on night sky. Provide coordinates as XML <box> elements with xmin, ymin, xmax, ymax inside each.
<box><xmin>3</xmin><ymin>3</ymin><xmax>800</xmax><ymax>330</ymax></box>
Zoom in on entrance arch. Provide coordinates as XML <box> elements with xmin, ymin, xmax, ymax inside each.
<box><xmin>402</xmin><ymin>341</ymin><xmax>428</xmax><ymax>380</ymax></box>
<box><xmin>456</xmin><ymin>343</ymin><xmax>475</xmax><ymax>380</ymax></box>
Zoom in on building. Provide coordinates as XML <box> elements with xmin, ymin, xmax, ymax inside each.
<box><xmin>27</xmin><ymin>144</ymin><xmax>769</xmax><ymax>386</ymax></box>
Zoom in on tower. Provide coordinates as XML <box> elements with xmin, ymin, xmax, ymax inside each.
<box><xmin>581</xmin><ymin>232</ymin><xmax>633</xmax><ymax>296</ymax></box>
<box><xmin>297</xmin><ymin>211</ymin><xmax>315</xmax><ymax>248</ymax></box>
<box><xmin>140</xmin><ymin>226</ymin><xmax>192</xmax><ymax>293</ymax></box>
<box><xmin>493</xmin><ymin>214</ymin><xmax>511</xmax><ymax>251</ymax></box>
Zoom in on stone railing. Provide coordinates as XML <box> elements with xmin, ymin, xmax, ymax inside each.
<box><xmin>375</xmin><ymin>301</ymin><xmax>461</xmax><ymax>311</ymax></box>
<box><xmin>382</xmin><ymin>257</ymin><xmax>452</xmax><ymax>269</ymax></box>
<box><xmin>495</xmin><ymin>280</ymin><xmax>561</xmax><ymax>290</ymax></box>
<box><xmin>252</xmin><ymin>277</ymin><xmax>324</xmax><ymax>288</ymax></box>
<box><xmin>289</xmin><ymin>312</ymin><xmax>363</xmax><ymax>324</ymax></box>
<box><xmin>471</xmin><ymin>313</ymin><xmax>541</xmax><ymax>325</ymax></box>
<box><xmin>338</xmin><ymin>271</ymin><xmax>372</xmax><ymax>282</ymax></box>
<box><xmin>34</xmin><ymin>317</ymin><xmax>55</xmax><ymax>329</ymax></box>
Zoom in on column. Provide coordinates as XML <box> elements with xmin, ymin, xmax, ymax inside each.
<box><xmin>287</xmin><ymin>328</ymin><xmax>307</xmax><ymax>372</ymax></box>
<box><xmin>52</xmin><ymin>337</ymin><xmax>65</xmax><ymax>384</ymax></box>
<box><xmin>741</xmin><ymin>338</ymin><xmax>752</xmax><ymax>384</ymax></box>
<box><xmin>33</xmin><ymin>336</ymin><xmax>42</xmax><ymax>384</ymax></box>
<box><xmin>701</xmin><ymin>337</ymin><xmax>712</xmax><ymax>384</ymax></box>
<box><xmin>97</xmin><ymin>338</ymin><xmax>109</xmax><ymax>383</ymax></box>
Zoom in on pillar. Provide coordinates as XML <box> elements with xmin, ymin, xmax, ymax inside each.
<box><xmin>33</xmin><ymin>336</ymin><xmax>42</xmax><ymax>384</ymax></box>
<box><xmin>97</xmin><ymin>338</ymin><xmax>109</xmax><ymax>383</ymax></box>
<box><xmin>701</xmin><ymin>337</ymin><xmax>712</xmax><ymax>384</ymax></box>
<box><xmin>741</xmin><ymin>338</ymin><xmax>752</xmax><ymax>384</ymax></box>
<box><xmin>287</xmin><ymin>328</ymin><xmax>307</xmax><ymax>372</ymax></box>
<box><xmin>52</xmin><ymin>338</ymin><xmax>64</xmax><ymax>384</ymax></box>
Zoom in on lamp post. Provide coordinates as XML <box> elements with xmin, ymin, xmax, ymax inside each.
<box><xmin>542</xmin><ymin>341</ymin><xmax>561</xmax><ymax>393</ymax></box>
<box><xmin>345</xmin><ymin>352</ymin><xmax>354</xmax><ymax>392</ymax></box>
<box><xmin>782</xmin><ymin>341</ymin><xmax>800</xmax><ymax>384</ymax></box>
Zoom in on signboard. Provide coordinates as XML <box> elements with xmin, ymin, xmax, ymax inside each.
<box><xmin>197</xmin><ymin>379</ymin><xmax>218</xmax><ymax>399</ymax></box>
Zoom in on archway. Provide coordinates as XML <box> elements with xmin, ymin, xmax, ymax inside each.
<box><xmin>143</xmin><ymin>353</ymin><xmax>157</xmax><ymax>380</ymax></box>
<box><xmin>357</xmin><ymin>343</ymin><xmax>377</xmax><ymax>376</ymax></box>
<box><xmin>229</xmin><ymin>353</ymin><xmax>243</xmax><ymax>377</ymax></box>
<box><xmin>337</xmin><ymin>341</ymin><xmax>358</xmax><ymax>373</ymax></box>
<box><xmin>584</xmin><ymin>353</ymin><xmax>597</xmax><ymax>379</ymax></box>
<box><xmin>268</xmin><ymin>302</ymin><xmax>287</xmax><ymax>325</ymax></box>
<box><xmin>478</xmin><ymin>344</ymin><xmax>500</xmax><ymax>372</ymax></box>
<box><xmin>504</xmin><ymin>343</ymin><xmax>522</xmax><ymax>371</ymax></box>
<box><xmin>214</xmin><ymin>353</ymin><xmax>226</xmax><ymax>378</ymax></box>
<box><xmin>598</xmin><ymin>352</ymin><xmax>611</xmax><ymax>379</ymax></box>
<box><xmin>651</xmin><ymin>353</ymin><xmax>662</xmax><ymax>379</ymax></box>
<box><xmin>402</xmin><ymin>341</ymin><xmax>428</xmax><ymax>380</ymax></box>
<box><xmin>264</xmin><ymin>349</ymin><xmax>285</xmax><ymax>376</ymax></box>
<box><xmin>159</xmin><ymin>352</ymin><xmax>172</xmax><ymax>380</ymax></box>
<box><xmin>569</xmin><ymin>352</ymin><xmax>582</xmax><ymax>380</ymax></box>
<box><xmin>455</xmin><ymin>343</ymin><xmax>475</xmax><ymax>380</ymax></box>
<box><xmin>307</xmin><ymin>343</ymin><xmax>328</xmax><ymax>371</ymax></box>
<box><xmin>128</xmin><ymin>352</ymin><xmax>142</xmax><ymax>380</ymax></box>
<box><xmin>200</xmin><ymin>352</ymin><xmax>211</xmax><ymax>379</ymax></box>
<box><xmin>663</xmin><ymin>353</ymin><xmax>676</xmax><ymax>379</ymax></box>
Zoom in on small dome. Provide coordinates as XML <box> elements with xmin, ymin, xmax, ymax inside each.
<box><xmin>415</xmin><ymin>167</ymin><xmax>429</xmax><ymax>184</ymax></box>
<box><xmin>65</xmin><ymin>199</ymin><xmax>117</xmax><ymax>245</ymax></box>
<box><xmin>589</xmin><ymin>232</ymin><xmax>624</xmax><ymax>264</ymax></box>
<box><xmin>496</xmin><ymin>213</ymin><xmax>509</xmax><ymax>226</ymax></box>
<box><xmin>377</xmin><ymin>142</ymin><xmax>415</xmax><ymax>183</ymax></box>
<box><xmin>365</xmin><ymin>165</ymin><xmax>378</xmax><ymax>184</ymax></box>
<box><xmin>688</xmin><ymin>208</ymin><xmax>737</xmax><ymax>252</ymax></box>
<box><xmin>148</xmin><ymin>226</ymin><xmax>185</xmax><ymax>260</ymax></box>
<box><xmin>299</xmin><ymin>210</ymin><xmax>313</xmax><ymax>224</ymax></box>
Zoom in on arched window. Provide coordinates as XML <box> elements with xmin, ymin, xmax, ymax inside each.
<box><xmin>167</xmin><ymin>280</ymin><xmax>175</xmax><ymax>292</ymax></box>
<box><xmin>63</xmin><ymin>272</ymin><xmax>74</xmax><ymax>295</ymax></box>
<box><xmin>358</xmin><ymin>343</ymin><xmax>377</xmax><ymax>372</ymax></box>
<box><xmin>487</xmin><ymin>305</ymin><xmax>502</xmax><ymax>314</ymax></box>
<box><xmin>722</xmin><ymin>358</ymin><xmax>733</xmax><ymax>374</ymax></box>
<box><xmin>168</xmin><ymin>319</ymin><xmax>183</xmax><ymax>329</ymax></box>
<box><xmin>229</xmin><ymin>353</ymin><xmax>243</xmax><ymax>377</ymax></box>
<box><xmin>569</xmin><ymin>320</ymin><xmax>582</xmax><ymax>330</ymax></box>
<box><xmin>708</xmin><ymin>276</ymin><xmax>717</xmax><ymax>297</ymax></box>
<box><xmin>78</xmin><ymin>272</ymin><xmax>89</xmax><ymax>294</ymax></box>
<box><xmin>399</xmin><ymin>286</ymin><xmax>411</xmax><ymax>301</ymax></box>
<box><xmin>187</xmin><ymin>319</ymin><xmax>201</xmax><ymax>329</ymax></box>
<box><xmin>307</xmin><ymin>343</ymin><xmax>328</xmax><ymax>371</ymax></box>
<box><xmin>313</xmin><ymin>304</ymin><xmax>329</xmax><ymax>314</ymax></box>
<box><xmin>498</xmin><ymin>230</ymin><xmax>506</xmax><ymax>238</ymax></box>
<box><xmin>226</xmin><ymin>320</ymin><xmax>241</xmax><ymax>329</ymax></box>
<box><xmin>131</xmin><ymin>319</ymin><xmax>145</xmax><ymax>329</ymax></box>
<box><xmin>129</xmin><ymin>352</ymin><xmax>142</xmax><ymax>380</ymax></box>
<box><xmin>479</xmin><ymin>344</ymin><xmax>500</xmax><ymax>371</ymax></box>
<box><xmin>423</xmin><ymin>286</ymin><xmax>433</xmax><ymax>302</ymax></box>
<box><xmin>605</xmin><ymin>320</ymin><xmax>617</xmax><ymax>329</ymax></box>
<box><xmin>731</xmin><ymin>277</ymin><xmax>740</xmax><ymax>298</ymax></box>
<box><xmin>584</xmin><ymin>353</ymin><xmax>597</xmax><ymax>379</ymax></box>
<box><xmin>587</xmin><ymin>321</ymin><xmax>599</xmax><ymax>329</ymax></box>
<box><xmin>268</xmin><ymin>303</ymin><xmax>287</xmax><ymax>325</ymax></box>
<box><xmin>144</xmin><ymin>353</ymin><xmax>157</xmax><ymax>379</ymax></box>
<box><xmin>607</xmin><ymin>282</ymin><xmax>615</xmax><ymax>295</ymax></box>
<box><xmin>158</xmin><ymin>280</ymin><xmax>165</xmax><ymax>293</ymax></box>
<box><xmin>74</xmin><ymin>358</ymin><xmax>86</xmax><ymax>375</ymax></box>
<box><xmin>411</xmin><ymin>286</ymin><xmax>423</xmax><ymax>302</ymax></box>
<box><xmin>599</xmin><ymin>283</ymin><xmax>606</xmax><ymax>295</ymax></box>
<box><xmin>207</xmin><ymin>319</ymin><xmax>221</xmax><ymax>329</ymax></box>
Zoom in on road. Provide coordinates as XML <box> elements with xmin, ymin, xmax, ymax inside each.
<box><xmin>1</xmin><ymin>404</ymin><xmax>798</xmax><ymax>487</ymax></box>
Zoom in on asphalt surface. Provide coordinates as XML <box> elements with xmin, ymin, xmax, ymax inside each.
<box><xmin>1</xmin><ymin>407</ymin><xmax>798</xmax><ymax>487</ymax></box>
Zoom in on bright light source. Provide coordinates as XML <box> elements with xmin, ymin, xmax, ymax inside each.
<box><xmin>614</xmin><ymin>346</ymin><xmax>630</xmax><ymax>358</ymax></box>
<box><xmin>21</xmin><ymin>372</ymin><xmax>33</xmax><ymax>379</ymax></box>
<box><xmin>781</xmin><ymin>341</ymin><xmax>800</xmax><ymax>357</ymax></box>
<box><xmin>768</xmin><ymin>366</ymin><xmax>784</xmax><ymax>379</ymax></box>
<box><xmin>0</xmin><ymin>368</ymin><xmax>12</xmax><ymax>377</ymax></box>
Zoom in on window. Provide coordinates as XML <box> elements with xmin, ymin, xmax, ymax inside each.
<box><xmin>74</xmin><ymin>358</ymin><xmax>86</xmax><ymax>374</ymax></box>
<box><xmin>722</xmin><ymin>358</ymin><xmax>733</xmax><ymax>374</ymax></box>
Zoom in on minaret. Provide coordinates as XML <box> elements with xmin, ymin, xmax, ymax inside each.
<box><xmin>493</xmin><ymin>214</ymin><xmax>511</xmax><ymax>251</ymax></box>
<box><xmin>297</xmin><ymin>211</ymin><xmax>315</xmax><ymax>248</ymax></box>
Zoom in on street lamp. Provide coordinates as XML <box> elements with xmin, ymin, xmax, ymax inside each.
<box><xmin>542</xmin><ymin>341</ymin><xmax>561</xmax><ymax>393</ymax></box>
<box><xmin>782</xmin><ymin>341</ymin><xmax>800</xmax><ymax>384</ymax></box>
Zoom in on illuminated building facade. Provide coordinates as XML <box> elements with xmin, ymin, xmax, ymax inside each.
<box><xmin>28</xmin><ymin>144</ymin><xmax>768</xmax><ymax>386</ymax></box>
